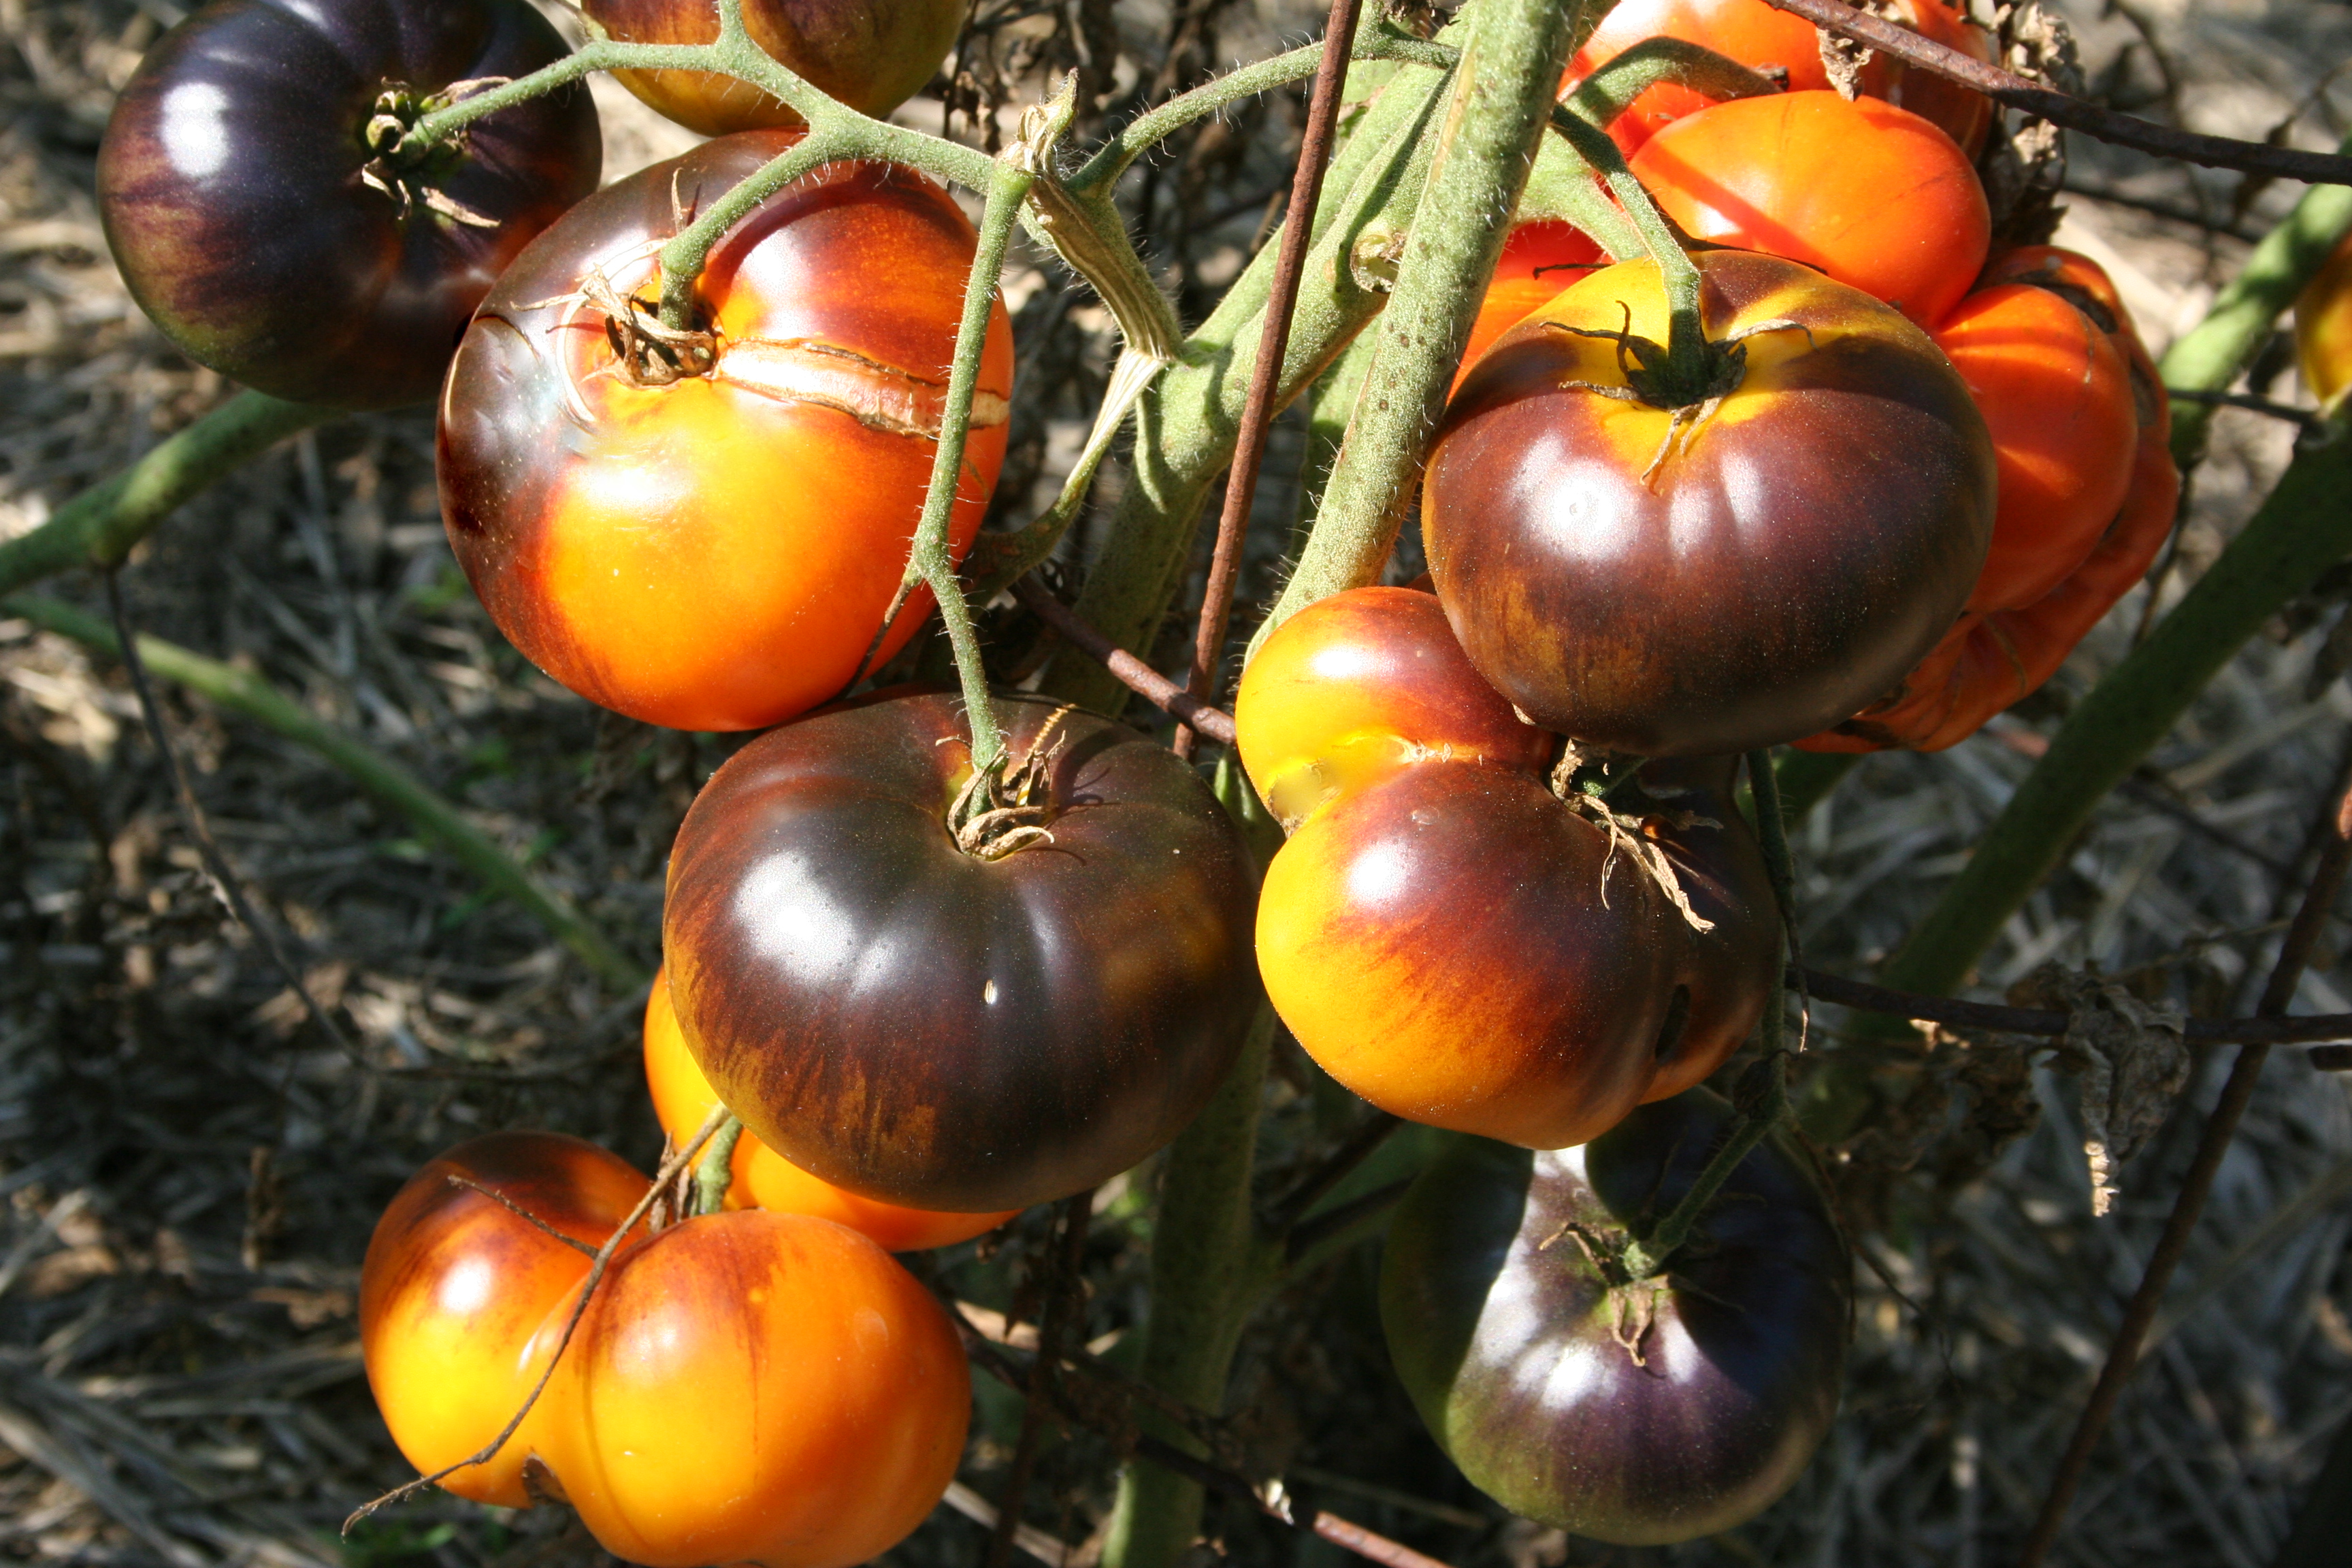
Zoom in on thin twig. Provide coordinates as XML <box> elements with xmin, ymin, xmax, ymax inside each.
<box><xmin>1792</xmin><ymin>966</ymin><xmax>2352</xmax><ymax>1047</ymax></box>
<box><xmin>2016</xmin><ymin>761</ymin><xmax>2352</xmax><ymax>1567</ymax></box>
<box><xmin>342</xmin><ymin>1104</ymin><xmax>730</xmax><ymax>1532</ymax></box>
<box><xmin>985</xmin><ymin>1192</ymin><xmax>1094</xmax><ymax>1568</ymax></box>
<box><xmin>2162</xmin><ymin>387</ymin><xmax>2323</xmax><ymax>428</ymax></box>
<box><xmin>445</xmin><ymin>1176</ymin><xmax>598</xmax><ymax>1260</ymax></box>
<box><xmin>1761</xmin><ymin>0</ymin><xmax>2352</xmax><ymax>184</ymax></box>
<box><xmin>1173</xmin><ymin>0</ymin><xmax>1364</xmax><ymax>760</ymax></box>
<box><xmin>1014</xmin><ymin>579</ymin><xmax>1237</xmax><ymax>744</ymax></box>
<box><xmin>1258</xmin><ymin>1111</ymin><xmax>1403</xmax><ymax>1238</ymax></box>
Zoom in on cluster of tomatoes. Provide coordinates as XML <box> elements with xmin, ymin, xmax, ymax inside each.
<box><xmin>94</xmin><ymin>0</ymin><xmax>2181</xmax><ymax>1554</ymax></box>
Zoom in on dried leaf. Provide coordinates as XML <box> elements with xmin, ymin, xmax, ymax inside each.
<box><xmin>2008</xmin><ymin>962</ymin><xmax>2189</xmax><ymax>1215</ymax></box>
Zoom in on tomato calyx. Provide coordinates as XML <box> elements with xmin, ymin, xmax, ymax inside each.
<box><xmin>1536</xmin><ymin>1211</ymin><xmax>1681</xmax><ymax>1368</ymax></box>
<box><xmin>357</xmin><ymin>82</ymin><xmax>508</xmax><ymax>229</ymax></box>
<box><xmin>1546</xmin><ymin>742</ymin><xmax>1720</xmax><ymax>934</ymax></box>
<box><xmin>1543</xmin><ymin>304</ymin><xmax>1814</xmax><ymax>480</ymax></box>
<box><xmin>945</xmin><ymin>721</ymin><xmax>1071</xmax><ymax>861</ymax></box>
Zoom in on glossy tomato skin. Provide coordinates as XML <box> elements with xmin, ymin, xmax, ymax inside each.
<box><xmin>584</xmin><ymin>0</ymin><xmax>967</xmax><ymax>135</ymax></box>
<box><xmin>358</xmin><ymin>1132</ymin><xmax>647</xmax><ymax>1506</ymax></box>
<box><xmin>1460</xmin><ymin>222</ymin><xmax>1605</xmax><ymax>382</ymax></box>
<box><xmin>1424</xmin><ymin>251</ymin><xmax>1995</xmax><ymax>757</ymax></box>
<box><xmin>643</xmin><ymin>968</ymin><xmax>1019</xmax><ymax>1250</ymax></box>
<box><xmin>1381</xmin><ymin>1092</ymin><xmax>1850</xmax><ymax>1544</ymax></box>
<box><xmin>1567</xmin><ymin>0</ymin><xmax>1991</xmax><ymax>157</ymax></box>
<box><xmin>529</xmin><ymin>1211</ymin><xmax>970</xmax><ymax>1568</ymax></box>
<box><xmin>1239</xmin><ymin>588</ymin><xmax>1777</xmax><ymax>1148</ymax></box>
<box><xmin>438</xmin><ymin>131</ymin><xmax>1011</xmax><ymax>733</ymax></box>
<box><xmin>1631</xmin><ymin>91</ymin><xmax>1990</xmax><ymax>326</ymax></box>
<box><xmin>664</xmin><ymin>691</ymin><xmax>1260</xmax><ymax>1213</ymax></box>
<box><xmin>99</xmin><ymin>0</ymin><xmax>598</xmax><ymax>409</ymax></box>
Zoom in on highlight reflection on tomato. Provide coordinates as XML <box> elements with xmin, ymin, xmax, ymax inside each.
<box><xmin>643</xmin><ymin>968</ymin><xmax>1019</xmax><ymax>1250</ymax></box>
<box><xmin>438</xmin><ymin>131</ymin><xmax>1013</xmax><ymax>732</ymax></box>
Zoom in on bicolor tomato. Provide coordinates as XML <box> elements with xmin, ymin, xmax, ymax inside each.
<box><xmin>438</xmin><ymin>131</ymin><xmax>1013</xmax><ymax>732</ymax></box>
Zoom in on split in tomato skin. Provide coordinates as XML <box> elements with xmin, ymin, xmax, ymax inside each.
<box><xmin>437</xmin><ymin>131</ymin><xmax>1013</xmax><ymax>734</ymax></box>
<box><xmin>527</xmin><ymin>1209</ymin><xmax>971</xmax><ymax>1568</ymax></box>
<box><xmin>1629</xmin><ymin>91</ymin><xmax>1990</xmax><ymax>327</ymax></box>
<box><xmin>1380</xmin><ymin>1091</ymin><xmax>1850</xmax><ymax>1545</ymax></box>
<box><xmin>1239</xmin><ymin>587</ymin><xmax>1778</xmax><ymax>1149</ymax></box>
<box><xmin>663</xmin><ymin>691</ymin><xmax>1261</xmax><ymax>1214</ymax></box>
<box><xmin>583</xmin><ymin>0</ymin><xmax>969</xmax><ymax>135</ymax></box>
<box><xmin>642</xmin><ymin>968</ymin><xmax>1019</xmax><ymax>1250</ymax></box>
<box><xmin>357</xmin><ymin>1131</ymin><xmax>648</xmax><ymax>1507</ymax></box>
<box><xmin>98</xmin><ymin>0</ymin><xmax>600</xmax><ymax>410</ymax></box>
<box><xmin>1424</xmin><ymin>250</ymin><xmax>1996</xmax><ymax>758</ymax></box>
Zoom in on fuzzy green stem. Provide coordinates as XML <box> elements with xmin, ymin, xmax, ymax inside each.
<box><xmin>1263</xmin><ymin>0</ymin><xmax>1583</xmax><ymax>634</ymax></box>
<box><xmin>692</xmin><ymin>1117</ymin><xmax>744</xmax><ymax>1216</ymax></box>
<box><xmin>1545</xmin><ymin>103</ymin><xmax>1709</xmax><ymax>389</ymax></box>
<box><xmin>0</xmin><ymin>395</ymin><xmax>336</xmax><ymax>598</ymax></box>
<box><xmin>656</xmin><ymin>137</ymin><xmax>837</xmax><ymax>330</ymax></box>
<box><xmin>1563</xmin><ymin>37</ymin><xmax>1780</xmax><ymax>130</ymax></box>
<box><xmin>2161</xmin><ymin>135</ymin><xmax>2352</xmax><ymax>468</ymax></box>
<box><xmin>1620</xmin><ymin>1052</ymin><xmax>1788</xmax><ymax>1278</ymax></box>
<box><xmin>5</xmin><ymin>594</ymin><xmax>642</xmax><ymax>990</ymax></box>
<box><xmin>1875</xmin><ymin>425</ymin><xmax>2352</xmax><ymax>1002</ymax></box>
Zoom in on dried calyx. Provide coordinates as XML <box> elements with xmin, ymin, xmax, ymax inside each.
<box><xmin>358</xmin><ymin>82</ymin><xmax>504</xmax><ymax>226</ymax></box>
<box><xmin>1548</xmin><ymin>740</ymin><xmax>1717</xmax><ymax>933</ymax></box>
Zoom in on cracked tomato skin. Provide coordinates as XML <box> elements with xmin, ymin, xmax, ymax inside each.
<box><xmin>1629</xmin><ymin>91</ymin><xmax>1990</xmax><ymax>327</ymax></box>
<box><xmin>1424</xmin><ymin>250</ymin><xmax>1995</xmax><ymax>757</ymax></box>
<box><xmin>527</xmin><ymin>1209</ymin><xmax>970</xmax><ymax>1568</ymax></box>
<box><xmin>663</xmin><ymin>691</ymin><xmax>1260</xmax><ymax>1213</ymax></box>
<box><xmin>97</xmin><ymin>0</ymin><xmax>600</xmax><ymax>409</ymax></box>
<box><xmin>358</xmin><ymin>1132</ymin><xmax>649</xmax><ymax>1507</ymax></box>
<box><xmin>437</xmin><ymin>131</ymin><xmax>1012</xmax><ymax>732</ymax></box>
<box><xmin>642</xmin><ymin>968</ymin><xmax>1019</xmax><ymax>1250</ymax></box>
<box><xmin>1380</xmin><ymin>1090</ymin><xmax>1850</xmax><ymax>1544</ymax></box>
<box><xmin>1238</xmin><ymin>587</ymin><xmax>1778</xmax><ymax>1148</ymax></box>
<box><xmin>583</xmin><ymin>0</ymin><xmax>968</xmax><ymax>135</ymax></box>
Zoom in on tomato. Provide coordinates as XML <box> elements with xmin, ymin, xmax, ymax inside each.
<box><xmin>1460</xmin><ymin>222</ymin><xmax>1605</xmax><ymax>381</ymax></box>
<box><xmin>1238</xmin><ymin>587</ymin><xmax>1778</xmax><ymax>1147</ymax></box>
<box><xmin>1936</xmin><ymin>283</ymin><xmax>2139</xmax><ymax>612</ymax></box>
<box><xmin>438</xmin><ymin>131</ymin><xmax>1013</xmax><ymax>733</ymax></box>
<box><xmin>359</xmin><ymin>1132</ymin><xmax>648</xmax><ymax>1506</ymax></box>
<box><xmin>97</xmin><ymin>0</ymin><xmax>600</xmax><ymax>410</ymax></box>
<box><xmin>1566</xmin><ymin>0</ymin><xmax>1993</xmax><ymax>158</ymax></box>
<box><xmin>643</xmin><ymin>968</ymin><xmax>1018</xmax><ymax>1250</ymax></box>
<box><xmin>583</xmin><ymin>0</ymin><xmax>969</xmax><ymax>135</ymax></box>
<box><xmin>1380</xmin><ymin>1090</ymin><xmax>1850</xmax><ymax>1544</ymax></box>
<box><xmin>1629</xmin><ymin>91</ymin><xmax>1990</xmax><ymax>326</ymax></box>
<box><xmin>529</xmin><ymin>1209</ymin><xmax>970</xmax><ymax>1568</ymax></box>
<box><xmin>2294</xmin><ymin>229</ymin><xmax>2352</xmax><ymax>412</ymax></box>
<box><xmin>664</xmin><ymin>691</ymin><xmax>1260</xmax><ymax>1213</ymax></box>
<box><xmin>1424</xmin><ymin>250</ymin><xmax>1995</xmax><ymax>757</ymax></box>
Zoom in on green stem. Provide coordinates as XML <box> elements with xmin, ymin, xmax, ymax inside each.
<box><xmin>693</xmin><ymin>1117</ymin><xmax>745</xmax><ymax>1216</ymax></box>
<box><xmin>1620</xmin><ymin>1052</ymin><xmax>1787</xmax><ymax>1277</ymax></box>
<box><xmin>5</xmin><ymin>594</ymin><xmax>643</xmax><ymax>990</ymax></box>
<box><xmin>1544</xmin><ymin>103</ymin><xmax>1708</xmax><ymax>387</ymax></box>
<box><xmin>1875</xmin><ymin>425</ymin><xmax>2352</xmax><ymax>1002</ymax></box>
<box><xmin>1563</xmin><ymin>37</ymin><xmax>1780</xmax><ymax>129</ymax></box>
<box><xmin>0</xmin><ymin>395</ymin><xmax>336</xmax><ymax>598</ymax></box>
<box><xmin>2160</xmin><ymin>133</ymin><xmax>2352</xmax><ymax>468</ymax></box>
<box><xmin>656</xmin><ymin>136</ymin><xmax>837</xmax><ymax>330</ymax></box>
<box><xmin>1264</xmin><ymin>0</ymin><xmax>1584</xmax><ymax>634</ymax></box>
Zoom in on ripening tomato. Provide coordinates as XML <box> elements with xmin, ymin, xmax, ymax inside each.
<box><xmin>1239</xmin><ymin>587</ymin><xmax>1779</xmax><ymax>1147</ymax></box>
<box><xmin>438</xmin><ymin>131</ymin><xmax>1013</xmax><ymax>732</ymax></box>
<box><xmin>1565</xmin><ymin>0</ymin><xmax>1993</xmax><ymax>157</ymax></box>
<box><xmin>359</xmin><ymin>1132</ymin><xmax>648</xmax><ymax>1506</ymax></box>
<box><xmin>643</xmin><ymin>968</ymin><xmax>1018</xmax><ymax>1250</ymax></box>
<box><xmin>527</xmin><ymin>1209</ymin><xmax>970</xmax><ymax>1568</ymax></box>
<box><xmin>583</xmin><ymin>0</ymin><xmax>969</xmax><ymax>135</ymax></box>
<box><xmin>1382</xmin><ymin>1090</ymin><xmax>1850</xmax><ymax>1544</ymax></box>
<box><xmin>665</xmin><ymin>691</ymin><xmax>1260</xmax><ymax>1213</ymax></box>
<box><xmin>1424</xmin><ymin>250</ymin><xmax>1995</xmax><ymax>757</ymax></box>
<box><xmin>99</xmin><ymin>0</ymin><xmax>600</xmax><ymax>409</ymax></box>
<box><xmin>2295</xmin><ymin>230</ymin><xmax>2352</xmax><ymax>411</ymax></box>
<box><xmin>1460</xmin><ymin>222</ymin><xmax>1605</xmax><ymax>380</ymax></box>
<box><xmin>1630</xmin><ymin>91</ymin><xmax>1990</xmax><ymax>326</ymax></box>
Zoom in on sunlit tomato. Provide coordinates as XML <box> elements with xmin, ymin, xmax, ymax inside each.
<box><xmin>528</xmin><ymin>1209</ymin><xmax>970</xmax><ymax>1568</ymax></box>
<box><xmin>1424</xmin><ymin>251</ymin><xmax>1995</xmax><ymax>757</ymax></box>
<box><xmin>2295</xmin><ymin>230</ymin><xmax>2352</xmax><ymax>412</ymax></box>
<box><xmin>1936</xmin><ymin>284</ymin><xmax>2139</xmax><ymax>611</ymax></box>
<box><xmin>438</xmin><ymin>131</ymin><xmax>1013</xmax><ymax>732</ymax></box>
<box><xmin>664</xmin><ymin>691</ymin><xmax>1260</xmax><ymax>1213</ymax></box>
<box><xmin>1565</xmin><ymin>0</ymin><xmax>1992</xmax><ymax>157</ymax></box>
<box><xmin>1460</xmin><ymin>222</ymin><xmax>1605</xmax><ymax>380</ymax></box>
<box><xmin>359</xmin><ymin>1132</ymin><xmax>647</xmax><ymax>1506</ymax></box>
<box><xmin>1629</xmin><ymin>91</ymin><xmax>1990</xmax><ymax>326</ymax></box>
<box><xmin>1238</xmin><ymin>587</ymin><xmax>1778</xmax><ymax>1147</ymax></box>
<box><xmin>1381</xmin><ymin>1090</ymin><xmax>1850</xmax><ymax>1544</ymax></box>
<box><xmin>643</xmin><ymin>968</ymin><xmax>1018</xmax><ymax>1250</ymax></box>
<box><xmin>98</xmin><ymin>0</ymin><xmax>600</xmax><ymax>409</ymax></box>
<box><xmin>583</xmin><ymin>0</ymin><xmax>968</xmax><ymax>135</ymax></box>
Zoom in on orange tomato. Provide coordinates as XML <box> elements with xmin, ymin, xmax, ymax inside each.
<box><xmin>528</xmin><ymin>1210</ymin><xmax>970</xmax><ymax>1568</ymax></box>
<box><xmin>440</xmin><ymin>131</ymin><xmax>1013</xmax><ymax>732</ymax></box>
<box><xmin>1565</xmin><ymin>0</ymin><xmax>1993</xmax><ymax>158</ymax></box>
<box><xmin>1629</xmin><ymin>91</ymin><xmax>1990</xmax><ymax>326</ymax></box>
<box><xmin>1460</xmin><ymin>221</ymin><xmax>1606</xmax><ymax>382</ymax></box>
<box><xmin>358</xmin><ymin>1132</ymin><xmax>647</xmax><ymax>1506</ymax></box>
<box><xmin>2296</xmin><ymin>229</ymin><xmax>2352</xmax><ymax>412</ymax></box>
<box><xmin>643</xmin><ymin>970</ymin><xmax>1017</xmax><ymax>1251</ymax></box>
